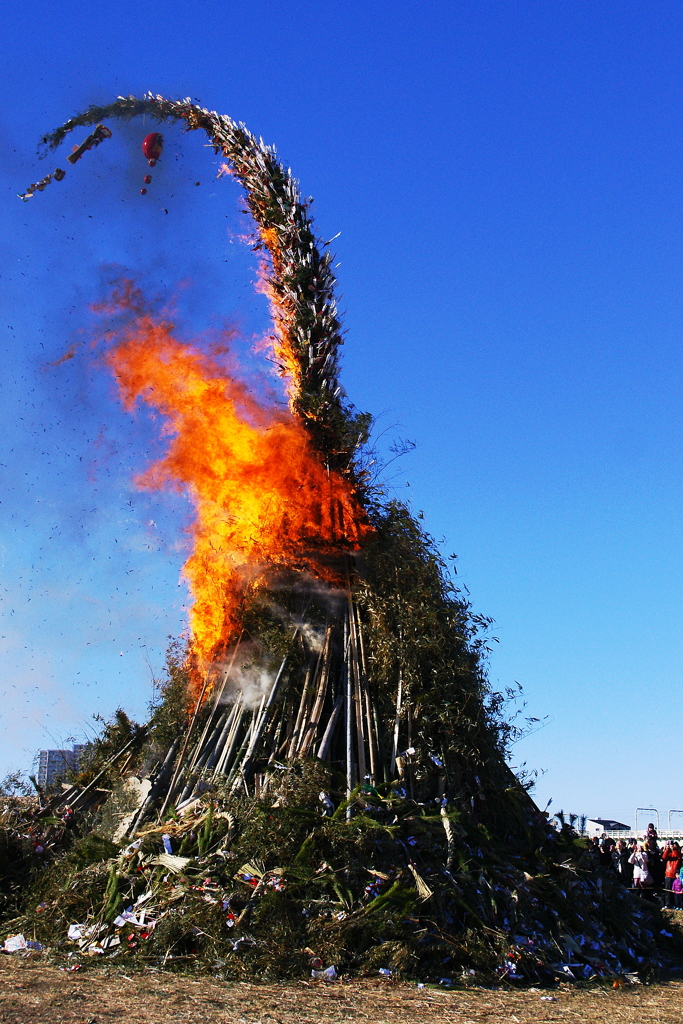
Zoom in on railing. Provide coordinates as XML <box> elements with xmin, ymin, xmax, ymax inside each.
<box><xmin>583</xmin><ymin>829</ymin><xmax>683</xmax><ymax>841</ymax></box>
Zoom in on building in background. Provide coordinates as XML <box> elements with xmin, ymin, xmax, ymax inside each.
<box><xmin>36</xmin><ymin>744</ymin><xmax>88</xmax><ymax>789</ymax></box>
<box><xmin>584</xmin><ymin>818</ymin><xmax>630</xmax><ymax>838</ymax></box>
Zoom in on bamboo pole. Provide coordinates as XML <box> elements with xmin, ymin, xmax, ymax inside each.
<box><xmin>373</xmin><ymin>700</ymin><xmax>388</xmax><ymax>784</ymax></box>
<box><xmin>175</xmin><ymin>714</ymin><xmax>224</xmax><ymax>806</ymax></box>
<box><xmin>188</xmin><ymin>674</ymin><xmax>223</xmax><ymax>772</ymax></box>
<box><xmin>363</xmin><ymin>680</ymin><xmax>377</xmax><ymax>783</ymax></box>
<box><xmin>390</xmin><ymin>665</ymin><xmax>403</xmax><ymax>778</ymax></box>
<box><xmin>213</xmin><ymin>701</ymin><xmax>243</xmax><ymax>776</ymax></box>
<box><xmin>277</xmin><ymin>712</ymin><xmax>295</xmax><ymax>757</ymax></box>
<box><xmin>352</xmin><ymin>655</ymin><xmax>367</xmax><ymax>782</ymax></box>
<box><xmin>286</xmin><ymin>648</ymin><xmax>318</xmax><ymax>759</ymax></box>
<box><xmin>224</xmin><ymin>708</ymin><xmax>257</xmax><ymax>790</ymax></box>
<box><xmin>158</xmin><ymin>669</ymin><xmax>213</xmax><ymax>822</ymax></box>
<box><xmin>298</xmin><ymin>629</ymin><xmax>332</xmax><ymax>757</ymax></box>
<box><xmin>205</xmin><ymin>701</ymin><xmax>239</xmax><ymax>771</ymax></box>
<box><xmin>214</xmin><ymin>700</ymin><xmax>245</xmax><ymax>777</ymax></box>
<box><xmin>232</xmin><ymin>600</ymin><xmax>312</xmax><ymax>770</ymax></box>
<box><xmin>344</xmin><ymin>616</ymin><xmax>353</xmax><ymax>818</ymax></box>
<box><xmin>175</xmin><ymin>705</ymin><xmax>232</xmax><ymax>804</ymax></box>
<box><xmin>194</xmin><ymin>708</ymin><xmax>228</xmax><ymax>770</ymax></box>
<box><xmin>189</xmin><ymin>635</ymin><xmax>243</xmax><ymax>771</ymax></box>
<box><xmin>317</xmin><ymin>694</ymin><xmax>344</xmax><ymax>761</ymax></box>
<box><xmin>353</xmin><ymin>600</ymin><xmax>378</xmax><ymax>783</ymax></box>
<box><xmin>407</xmin><ymin>703</ymin><xmax>414</xmax><ymax>801</ymax></box>
<box><xmin>126</xmin><ymin>734</ymin><xmax>181</xmax><ymax>835</ymax></box>
<box><xmin>267</xmin><ymin>707</ymin><xmax>285</xmax><ymax>765</ymax></box>
<box><xmin>231</xmin><ymin>657</ymin><xmax>289</xmax><ymax>791</ymax></box>
<box><xmin>56</xmin><ymin>728</ymin><xmax>147</xmax><ymax>816</ymax></box>
<box><xmin>348</xmin><ymin>601</ymin><xmax>367</xmax><ymax>783</ymax></box>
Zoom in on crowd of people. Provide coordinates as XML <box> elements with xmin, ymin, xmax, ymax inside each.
<box><xmin>590</xmin><ymin>823</ymin><xmax>683</xmax><ymax>907</ymax></box>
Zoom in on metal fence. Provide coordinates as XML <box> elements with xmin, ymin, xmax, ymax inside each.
<box><xmin>583</xmin><ymin>829</ymin><xmax>683</xmax><ymax>842</ymax></box>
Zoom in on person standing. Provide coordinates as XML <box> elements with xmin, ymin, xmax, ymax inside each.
<box><xmin>662</xmin><ymin>840</ymin><xmax>682</xmax><ymax>908</ymax></box>
<box><xmin>599</xmin><ymin>836</ymin><xmax>615</xmax><ymax>869</ymax></box>
<box><xmin>672</xmin><ymin>873</ymin><xmax>683</xmax><ymax>909</ymax></box>
<box><xmin>645</xmin><ymin>837</ymin><xmax>664</xmax><ymax>894</ymax></box>
<box><xmin>629</xmin><ymin>843</ymin><xmax>652</xmax><ymax>889</ymax></box>
<box><xmin>612</xmin><ymin>839</ymin><xmax>633</xmax><ymax>886</ymax></box>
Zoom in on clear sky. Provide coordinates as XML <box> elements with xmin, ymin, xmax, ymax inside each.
<box><xmin>2</xmin><ymin>1</ymin><xmax>683</xmax><ymax>829</ymax></box>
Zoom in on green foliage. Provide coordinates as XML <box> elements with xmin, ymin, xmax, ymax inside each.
<box><xmin>75</xmin><ymin>708</ymin><xmax>142</xmax><ymax>787</ymax></box>
<box><xmin>64</xmin><ymin>833</ymin><xmax>120</xmax><ymax>871</ymax></box>
<box><xmin>148</xmin><ymin>637</ymin><xmax>192</xmax><ymax>750</ymax></box>
<box><xmin>0</xmin><ymin>826</ymin><xmax>40</xmax><ymax>918</ymax></box>
<box><xmin>356</xmin><ymin>500</ymin><xmax>522</xmax><ymax>818</ymax></box>
<box><xmin>0</xmin><ymin>770</ymin><xmax>33</xmax><ymax>798</ymax></box>
<box><xmin>5</xmin><ymin>773</ymin><xmax>681</xmax><ymax>983</ymax></box>
<box><xmin>102</xmin><ymin>863</ymin><xmax>124</xmax><ymax>922</ymax></box>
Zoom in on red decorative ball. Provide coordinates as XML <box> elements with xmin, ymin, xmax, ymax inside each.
<box><xmin>140</xmin><ymin>188</ymin><xmax>147</xmax><ymax>195</ymax></box>
<box><xmin>142</xmin><ymin>132</ymin><xmax>164</xmax><ymax>163</ymax></box>
<box><xmin>143</xmin><ymin>174</ymin><xmax>152</xmax><ymax>184</ymax></box>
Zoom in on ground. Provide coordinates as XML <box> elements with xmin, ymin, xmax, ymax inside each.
<box><xmin>3</xmin><ymin>960</ymin><xmax>683</xmax><ymax>1024</ymax></box>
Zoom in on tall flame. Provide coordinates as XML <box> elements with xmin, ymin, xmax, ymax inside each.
<box><xmin>253</xmin><ymin>226</ymin><xmax>304</xmax><ymax>400</ymax></box>
<box><xmin>99</xmin><ymin>286</ymin><xmax>369</xmax><ymax>670</ymax></box>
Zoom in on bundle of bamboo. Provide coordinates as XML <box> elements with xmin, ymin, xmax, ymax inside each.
<box><xmin>119</xmin><ymin>592</ymin><xmax>399</xmax><ymax>833</ymax></box>
<box><xmin>28</xmin><ymin>94</ymin><xmax>537</xmax><ymax>852</ymax></box>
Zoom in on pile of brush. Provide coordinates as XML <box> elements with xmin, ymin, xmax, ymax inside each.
<box><xmin>3</xmin><ymin>494</ymin><xmax>680</xmax><ymax>984</ymax></box>
<box><xmin>4</xmin><ymin>769</ymin><xmax>682</xmax><ymax>984</ymax></box>
<box><xmin>8</xmin><ymin>94</ymin><xmax>680</xmax><ymax>984</ymax></box>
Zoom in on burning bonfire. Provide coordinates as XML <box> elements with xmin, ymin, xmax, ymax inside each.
<box><xmin>2</xmin><ymin>95</ymin><xmax>682</xmax><ymax>983</ymax></box>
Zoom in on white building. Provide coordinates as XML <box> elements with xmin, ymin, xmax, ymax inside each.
<box><xmin>584</xmin><ymin>818</ymin><xmax>630</xmax><ymax>838</ymax></box>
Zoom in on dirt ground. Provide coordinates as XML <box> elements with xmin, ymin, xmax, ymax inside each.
<box><xmin>3</xmin><ymin>959</ymin><xmax>683</xmax><ymax>1024</ymax></box>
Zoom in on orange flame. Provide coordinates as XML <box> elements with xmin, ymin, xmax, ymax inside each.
<box><xmin>250</xmin><ymin>225</ymin><xmax>304</xmax><ymax>403</ymax></box>
<box><xmin>99</xmin><ymin>289</ymin><xmax>369</xmax><ymax>670</ymax></box>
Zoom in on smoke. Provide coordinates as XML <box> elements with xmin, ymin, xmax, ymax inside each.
<box><xmin>209</xmin><ymin>573</ymin><xmax>343</xmax><ymax>706</ymax></box>
<box><xmin>297</xmin><ymin>620</ymin><xmax>326</xmax><ymax>654</ymax></box>
<box><xmin>214</xmin><ymin>642</ymin><xmax>277</xmax><ymax>709</ymax></box>
<box><xmin>256</xmin><ymin>598</ymin><xmax>326</xmax><ymax>655</ymax></box>
<box><xmin>249</xmin><ymin>569</ymin><xmax>353</xmax><ymax>656</ymax></box>
<box><xmin>265</xmin><ymin>569</ymin><xmax>349</xmax><ymax>616</ymax></box>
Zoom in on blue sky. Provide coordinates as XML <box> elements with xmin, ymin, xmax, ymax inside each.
<box><xmin>2</xmin><ymin>2</ymin><xmax>683</xmax><ymax>827</ymax></box>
